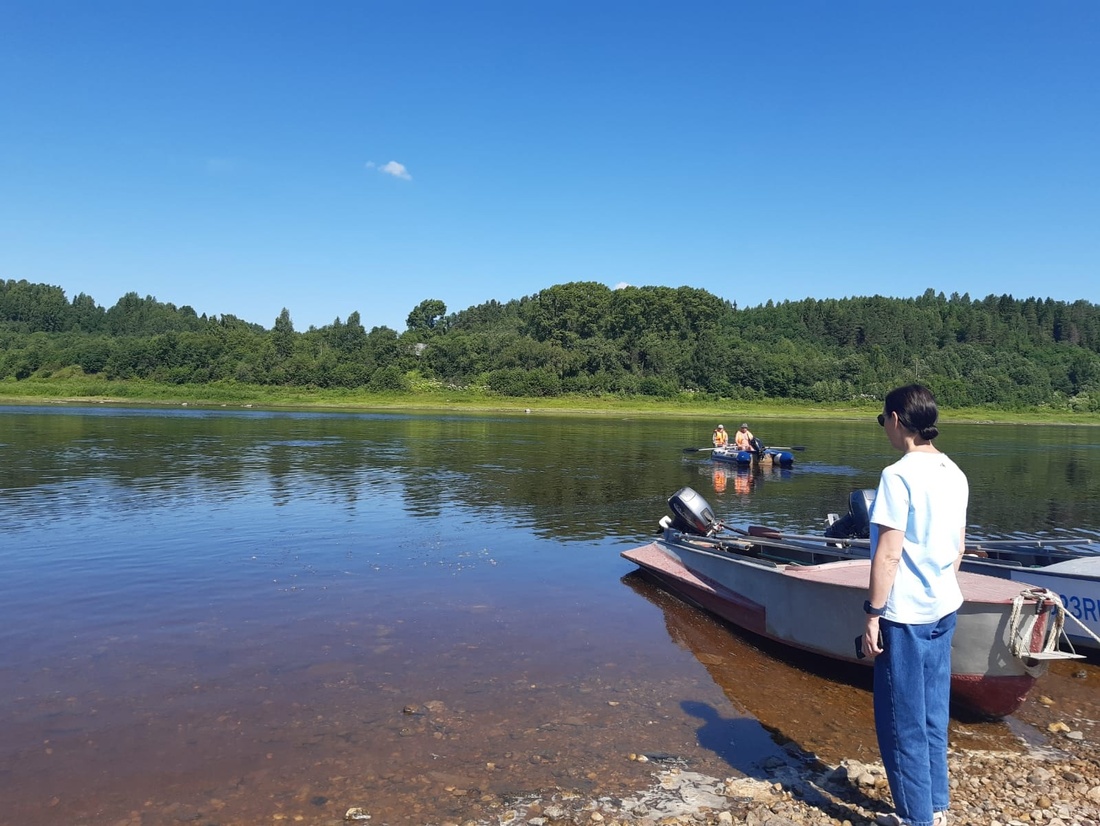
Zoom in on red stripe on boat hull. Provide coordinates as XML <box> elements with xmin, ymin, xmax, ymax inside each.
<box><xmin>949</xmin><ymin>673</ymin><xmax>1036</xmax><ymax>720</ymax></box>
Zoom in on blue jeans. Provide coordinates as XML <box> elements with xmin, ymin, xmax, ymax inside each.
<box><xmin>874</xmin><ymin>612</ymin><xmax>956</xmax><ymax>826</ymax></box>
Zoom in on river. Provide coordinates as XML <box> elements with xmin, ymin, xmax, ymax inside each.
<box><xmin>1</xmin><ymin>404</ymin><xmax>1097</xmax><ymax>825</ymax></box>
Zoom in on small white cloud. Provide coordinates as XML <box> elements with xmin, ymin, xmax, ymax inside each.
<box><xmin>374</xmin><ymin>160</ymin><xmax>411</xmax><ymax>180</ymax></box>
<box><xmin>614</xmin><ymin>282</ymin><xmax>631</xmax><ymax>290</ymax></box>
<box><xmin>205</xmin><ymin>157</ymin><xmax>237</xmax><ymax>174</ymax></box>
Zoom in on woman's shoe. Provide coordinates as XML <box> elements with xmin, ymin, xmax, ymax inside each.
<box><xmin>874</xmin><ymin>813</ymin><xmax>945</xmax><ymax>826</ymax></box>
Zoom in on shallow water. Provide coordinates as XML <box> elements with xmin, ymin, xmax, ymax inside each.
<box><xmin>1</xmin><ymin>404</ymin><xmax>1097</xmax><ymax>825</ymax></box>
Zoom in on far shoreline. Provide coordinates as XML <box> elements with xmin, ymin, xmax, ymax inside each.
<box><xmin>2</xmin><ymin>379</ymin><xmax>1099</xmax><ymax>427</ymax></box>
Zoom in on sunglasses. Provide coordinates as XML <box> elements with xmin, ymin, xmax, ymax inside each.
<box><xmin>877</xmin><ymin>413</ymin><xmax>886</xmax><ymax>427</ymax></box>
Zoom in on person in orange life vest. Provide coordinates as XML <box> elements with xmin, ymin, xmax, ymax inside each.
<box><xmin>734</xmin><ymin>423</ymin><xmax>756</xmax><ymax>451</ymax></box>
<box><xmin>712</xmin><ymin>424</ymin><xmax>729</xmax><ymax>447</ymax></box>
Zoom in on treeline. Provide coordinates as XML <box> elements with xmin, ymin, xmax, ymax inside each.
<box><xmin>2</xmin><ymin>278</ymin><xmax>1099</xmax><ymax>410</ymax></box>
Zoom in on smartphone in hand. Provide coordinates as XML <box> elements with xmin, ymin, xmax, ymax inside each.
<box><xmin>855</xmin><ymin>632</ymin><xmax>884</xmax><ymax>660</ymax></box>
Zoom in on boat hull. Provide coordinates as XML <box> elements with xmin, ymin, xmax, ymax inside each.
<box><xmin>710</xmin><ymin>448</ymin><xmax>755</xmax><ymax>465</ymax></box>
<box><xmin>622</xmin><ymin>539</ymin><xmax>1055</xmax><ymax>718</ymax></box>
<box><xmin>711</xmin><ymin>447</ymin><xmax>794</xmax><ymax>466</ymax></box>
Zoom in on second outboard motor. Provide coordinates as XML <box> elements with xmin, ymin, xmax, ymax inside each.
<box><xmin>824</xmin><ymin>489</ymin><xmax>875</xmax><ymax>539</ymax></box>
<box><xmin>752</xmin><ymin>437</ymin><xmax>793</xmax><ymax>467</ymax></box>
<box><xmin>667</xmin><ymin>486</ymin><xmax>720</xmax><ymax>536</ymax></box>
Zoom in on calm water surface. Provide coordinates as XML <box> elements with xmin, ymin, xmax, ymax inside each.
<box><xmin>1</xmin><ymin>404</ymin><xmax>1098</xmax><ymax>825</ymax></box>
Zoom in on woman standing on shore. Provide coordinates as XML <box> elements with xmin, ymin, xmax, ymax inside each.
<box><xmin>861</xmin><ymin>384</ymin><xmax>968</xmax><ymax>826</ymax></box>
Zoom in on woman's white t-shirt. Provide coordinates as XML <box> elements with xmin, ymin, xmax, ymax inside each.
<box><xmin>869</xmin><ymin>451</ymin><xmax>968</xmax><ymax>624</ymax></box>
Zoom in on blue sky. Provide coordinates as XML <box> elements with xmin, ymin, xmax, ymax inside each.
<box><xmin>2</xmin><ymin>2</ymin><xmax>1097</xmax><ymax>333</ymax></box>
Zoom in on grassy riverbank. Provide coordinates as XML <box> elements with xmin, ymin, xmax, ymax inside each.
<box><xmin>2</xmin><ymin>375</ymin><xmax>1099</xmax><ymax>425</ymax></box>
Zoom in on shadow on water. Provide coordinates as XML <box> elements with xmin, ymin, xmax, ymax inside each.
<box><xmin>679</xmin><ymin>700</ymin><xmax>784</xmax><ymax>775</ymax></box>
<box><xmin>621</xmin><ymin>571</ymin><xmax>881</xmax><ymax>764</ymax></box>
<box><xmin>620</xmin><ymin>571</ymin><xmax>1040</xmax><ymax>766</ymax></box>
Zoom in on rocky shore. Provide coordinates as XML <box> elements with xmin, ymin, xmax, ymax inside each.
<box><xmin>421</xmin><ymin>742</ymin><xmax>1100</xmax><ymax>826</ymax></box>
<box><xmin>390</xmin><ymin>712</ymin><xmax>1100</xmax><ymax>826</ymax></box>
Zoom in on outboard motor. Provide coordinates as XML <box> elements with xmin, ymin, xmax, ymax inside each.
<box><xmin>666</xmin><ymin>486</ymin><xmax>720</xmax><ymax>536</ymax></box>
<box><xmin>824</xmin><ymin>489</ymin><xmax>875</xmax><ymax>539</ymax></box>
<box><xmin>751</xmin><ymin>437</ymin><xmax>794</xmax><ymax>467</ymax></box>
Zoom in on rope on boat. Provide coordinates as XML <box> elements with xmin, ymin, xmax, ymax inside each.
<box><xmin>1007</xmin><ymin>587</ymin><xmax>1100</xmax><ymax>668</ymax></box>
<box><xmin>1009</xmin><ymin>588</ymin><xmax>1065</xmax><ymax>674</ymax></box>
<box><xmin>1062</xmin><ymin>612</ymin><xmax>1100</xmax><ymax>650</ymax></box>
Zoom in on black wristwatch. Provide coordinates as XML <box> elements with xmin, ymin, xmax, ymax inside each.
<box><xmin>863</xmin><ymin>600</ymin><xmax>886</xmax><ymax>617</ymax></box>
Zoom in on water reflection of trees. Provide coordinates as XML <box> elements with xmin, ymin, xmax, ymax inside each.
<box><xmin>963</xmin><ymin>446</ymin><xmax>1100</xmax><ymax>537</ymax></box>
<box><xmin>0</xmin><ymin>409</ymin><xmax>689</xmax><ymax>541</ymax></box>
<box><xmin>2</xmin><ymin>409</ymin><xmax>1098</xmax><ymax>542</ymax></box>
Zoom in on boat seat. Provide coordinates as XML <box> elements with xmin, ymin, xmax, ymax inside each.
<box><xmin>1025</xmin><ymin>651</ymin><xmax>1085</xmax><ymax>662</ymax></box>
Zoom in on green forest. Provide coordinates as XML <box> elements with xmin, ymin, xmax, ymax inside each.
<box><xmin>2</xmin><ymin>278</ymin><xmax>1100</xmax><ymax>411</ymax></box>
